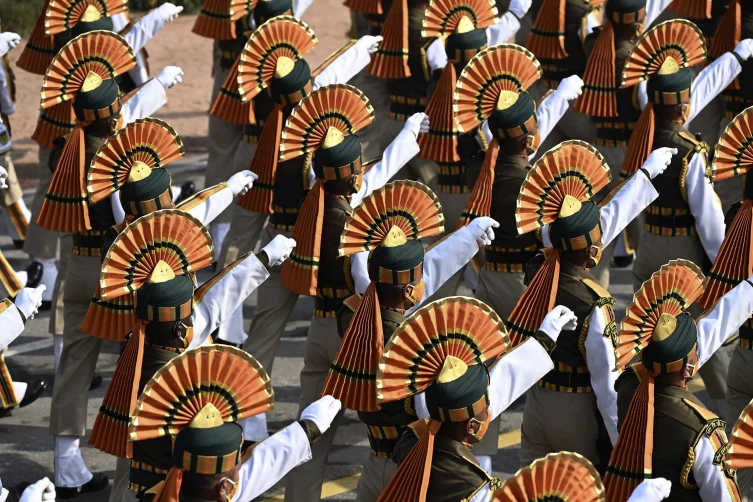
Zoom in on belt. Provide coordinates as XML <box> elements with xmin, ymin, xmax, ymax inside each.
<box><xmin>437</xmin><ymin>163</ymin><xmax>469</xmax><ymax>194</ymax></box>
<box><xmin>388</xmin><ymin>94</ymin><xmax>427</xmax><ymax>121</ymax></box>
<box><xmin>269</xmin><ymin>204</ymin><xmax>299</xmax><ymax>231</ymax></box>
<box><xmin>644</xmin><ymin>205</ymin><xmax>696</xmax><ymax>236</ymax></box>
<box><xmin>484</xmin><ymin>244</ymin><xmax>538</xmax><ymax>273</ymax></box>
<box><xmin>72</xmin><ymin>231</ymin><xmax>105</xmax><ymax>257</ymax></box>
<box><xmin>366</xmin><ymin>425</ymin><xmax>402</xmax><ymax>458</ymax></box>
<box><xmin>595</xmin><ymin>119</ymin><xmax>636</xmax><ymax>147</ymax></box>
<box><xmin>315</xmin><ymin>287</ymin><xmax>351</xmax><ymax>318</ymax></box>
<box><xmin>538</xmin><ymin>362</ymin><xmax>592</xmax><ymax>393</ymax></box>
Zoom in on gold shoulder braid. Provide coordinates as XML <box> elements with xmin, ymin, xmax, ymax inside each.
<box><xmin>681</xmin><ymin>397</ymin><xmax>732</xmax><ymax>489</ymax></box>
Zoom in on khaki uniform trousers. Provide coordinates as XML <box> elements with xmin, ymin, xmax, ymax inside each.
<box><xmin>520</xmin><ymin>386</ymin><xmax>605</xmax><ymax>468</ymax></box>
<box><xmin>49</xmin><ymin>252</ymin><xmax>102</xmax><ymax>437</ymax></box>
<box><xmin>49</xmin><ymin>235</ymin><xmax>72</xmax><ymax>336</ymax></box>
<box><xmin>109</xmin><ymin>457</ymin><xmax>138</xmax><ymax>502</ymax></box>
<box><xmin>24</xmin><ymin>147</ymin><xmax>59</xmax><ymax>260</ymax></box>
<box><xmin>727</xmin><ymin>345</ymin><xmax>753</xmax><ymax>502</ymax></box>
<box><xmin>356</xmin><ymin>454</ymin><xmax>398</xmax><ymax>502</ymax></box>
<box><xmin>243</xmin><ymin>226</ymin><xmax>299</xmax><ymax>374</ymax></box>
<box><xmin>284</xmin><ymin>316</ymin><xmax>347</xmax><ymax>502</ymax></box>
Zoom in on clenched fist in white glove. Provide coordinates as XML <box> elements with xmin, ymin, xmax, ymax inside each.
<box><xmin>261</xmin><ymin>235</ymin><xmax>296</xmax><ymax>267</ymax></box>
<box><xmin>735</xmin><ymin>38</ymin><xmax>753</xmax><ymax>60</ymax></box>
<box><xmin>641</xmin><ymin>147</ymin><xmax>677</xmax><ymax>179</ymax></box>
<box><xmin>227</xmin><ymin>170</ymin><xmax>258</xmax><ymax>196</ymax></box>
<box><xmin>0</xmin><ymin>32</ymin><xmax>21</xmax><ymax>58</ymax></box>
<box><xmin>0</xmin><ymin>165</ymin><xmax>8</xmax><ymax>190</ymax></box>
<box><xmin>15</xmin><ymin>286</ymin><xmax>46</xmax><ymax>321</ymax></box>
<box><xmin>357</xmin><ymin>35</ymin><xmax>383</xmax><ymax>55</ymax></box>
<box><xmin>156</xmin><ymin>2</ymin><xmax>184</xmax><ymax>24</ymax></box>
<box><xmin>508</xmin><ymin>0</ymin><xmax>532</xmax><ymax>19</ymax></box>
<box><xmin>426</xmin><ymin>38</ymin><xmax>448</xmax><ymax>72</ymax></box>
<box><xmin>300</xmin><ymin>395</ymin><xmax>342</xmax><ymax>435</ymax></box>
<box><xmin>556</xmin><ymin>75</ymin><xmax>584</xmax><ymax>101</ymax></box>
<box><xmin>626</xmin><ymin>478</ymin><xmax>672</xmax><ymax>502</ymax></box>
<box><xmin>19</xmin><ymin>477</ymin><xmax>55</xmax><ymax>502</ymax></box>
<box><xmin>538</xmin><ymin>305</ymin><xmax>578</xmax><ymax>342</ymax></box>
<box><xmin>468</xmin><ymin>217</ymin><xmax>500</xmax><ymax>247</ymax></box>
<box><xmin>157</xmin><ymin>66</ymin><xmax>184</xmax><ymax>89</ymax></box>
<box><xmin>404</xmin><ymin>112</ymin><xmax>430</xmax><ymax>139</ymax></box>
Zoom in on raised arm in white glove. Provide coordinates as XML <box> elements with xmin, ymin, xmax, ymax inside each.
<box><xmin>538</xmin><ymin>305</ymin><xmax>578</xmax><ymax>342</ymax></box>
<box><xmin>227</xmin><ymin>170</ymin><xmax>258</xmax><ymax>196</ymax></box>
<box><xmin>157</xmin><ymin>66</ymin><xmax>184</xmax><ymax>90</ymax></box>
<box><xmin>508</xmin><ymin>0</ymin><xmax>532</xmax><ymax>18</ymax></box>
<box><xmin>19</xmin><ymin>477</ymin><xmax>55</xmax><ymax>502</ymax></box>
<box><xmin>356</xmin><ymin>35</ymin><xmax>383</xmax><ymax>55</ymax></box>
<box><xmin>734</xmin><ymin>39</ymin><xmax>753</xmax><ymax>60</ymax></box>
<box><xmin>261</xmin><ymin>235</ymin><xmax>296</xmax><ymax>267</ymax></box>
<box><xmin>640</xmin><ymin>147</ymin><xmax>677</xmax><ymax>179</ymax></box>
<box><xmin>0</xmin><ymin>165</ymin><xmax>8</xmax><ymax>189</ymax></box>
<box><xmin>427</xmin><ymin>38</ymin><xmax>448</xmax><ymax>72</ymax></box>
<box><xmin>0</xmin><ymin>32</ymin><xmax>21</xmax><ymax>58</ymax></box>
<box><xmin>556</xmin><ymin>75</ymin><xmax>584</xmax><ymax>101</ymax></box>
<box><xmin>300</xmin><ymin>395</ymin><xmax>342</xmax><ymax>435</ymax></box>
<box><xmin>155</xmin><ymin>2</ymin><xmax>183</xmax><ymax>26</ymax></box>
<box><xmin>15</xmin><ymin>286</ymin><xmax>46</xmax><ymax>321</ymax></box>
<box><xmin>627</xmin><ymin>478</ymin><xmax>672</xmax><ymax>502</ymax></box>
<box><xmin>404</xmin><ymin>112</ymin><xmax>430</xmax><ymax>138</ymax></box>
<box><xmin>467</xmin><ymin>217</ymin><xmax>500</xmax><ymax>247</ymax></box>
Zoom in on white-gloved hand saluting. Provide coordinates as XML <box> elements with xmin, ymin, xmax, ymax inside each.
<box><xmin>734</xmin><ymin>38</ymin><xmax>753</xmax><ymax>60</ymax></box>
<box><xmin>227</xmin><ymin>170</ymin><xmax>258</xmax><ymax>196</ymax></box>
<box><xmin>300</xmin><ymin>395</ymin><xmax>342</xmax><ymax>435</ymax></box>
<box><xmin>640</xmin><ymin>147</ymin><xmax>677</xmax><ymax>179</ymax></box>
<box><xmin>155</xmin><ymin>2</ymin><xmax>184</xmax><ymax>24</ymax></box>
<box><xmin>626</xmin><ymin>478</ymin><xmax>672</xmax><ymax>502</ymax></box>
<box><xmin>538</xmin><ymin>305</ymin><xmax>578</xmax><ymax>342</ymax></box>
<box><xmin>0</xmin><ymin>165</ymin><xmax>8</xmax><ymax>190</ymax></box>
<box><xmin>157</xmin><ymin>66</ymin><xmax>184</xmax><ymax>89</ymax></box>
<box><xmin>404</xmin><ymin>112</ymin><xmax>430</xmax><ymax>139</ymax></box>
<box><xmin>19</xmin><ymin>476</ymin><xmax>56</xmax><ymax>502</ymax></box>
<box><xmin>0</xmin><ymin>32</ymin><xmax>21</xmax><ymax>58</ymax></box>
<box><xmin>15</xmin><ymin>286</ymin><xmax>47</xmax><ymax>321</ymax></box>
<box><xmin>556</xmin><ymin>75</ymin><xmax>584</xmax><ymax>101</ymax></box>
<box><xmin>468</xmin><ymin>217</ymin><xmax>500</xmax><ymax>247</ymax></box>
<box><xmin>357</xmin><ymin>35</ymin><xmax>383</xmax><ymax>55</ymax></box>
<box><xmin>261</xmin><ymin>235</ymin><xmax>296</xmax><ymax>267</ymax></box>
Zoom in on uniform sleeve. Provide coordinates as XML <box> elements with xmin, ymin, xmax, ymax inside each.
<box><xmin>488</xmin><ymin>338</ymin><xmax>554</xmax><ymax>419</ymax></box>
<box><xmin>180</xmin><ymin>184</ymin><xmax>235</xmax><ymax>226</ymax></box>
<box><xmin>486</xmin><ymin>12</ymin><xmax>521</xmax><ymax>47</ymax></box>
<box><xmin>120</xmin><ymin>79</ymin><xmax>167</xmax><ymax>125</ymax></box>
<box><xmin>687</xmin><ymin>52</ymin><xmax>742</xmax><ymax>126</ymax></box>
<box><xmin>123</xmin><ymin>7</ymin><xmax>170</xmax><ymax>54</ymax></box>
<box><xmin>230</xmin><ymin>422</ymin><xmax>313</xmax><ymax>502</ymax></box>
<box><xmin>350</xmin><ymin>126</ymin><xmax>420</xmax><ymax>207</ymax></box>
<box><xmin>532</xmin><ymin>89</ymin><xmax>572</xmax><ymax>156</ymax></box>
<box><xmin>405</xmin><ymin>226</ymin><xmax>480</xmax><ymax>315</ymax></box>
<box><xmin>293</xmin><ymin>0</ymin><xmax>315</xmax><ymax>18</ymax></box>
<box><xmin>645</xmin><ymin>0</ymin><xmax>673</xmax><ymax>27</ymax></box>
<box><xmin>697</xmin><ymin>280</ymin><xmax>753</xmax><ymax>367</ymax></box>
<box><xmin>313</xmin><ymin>42</ymin><xmax>372</xmax><ymax>89</ymax></box>
<box><xmin>693</xmin><ymin>435</ymin><xmax>739</xmax><ymax>502</ymax></box>
<box><xmin>584</xmin><ymin>307</ymin><xmax>619</xmax><ymax>445</ymax></box>
<box><xmin>0</xmin><ymin>66</ymin><xmax>15</xmax><ymax>116</ymax></box>
<box><xmin>189</xmin><ymin>253</ymin><xmax>270</xmax><ymax>348</ymax></box>
<box><xmin>468</xmin><ymin>483</ymin><xmax>493</xmax><ymax>502</ymax></box>
<box><xmin>350</xmin><ymin>251</ymin><xmax>370</xmax><ymax>294</ymax></box>
<box><xmin>0</xmin><ymin>304</ymin><xmax>24</xmax><ymax>351</ymax></box>
<box><xmin>599</xmin><ymin>172</ymin><xmax>659</xmax><ymax>247</ymax></box>
<box><xmin>685</xmin><ymin>152</ymin><xmax>725</xmax><ymax>263</ymax></box>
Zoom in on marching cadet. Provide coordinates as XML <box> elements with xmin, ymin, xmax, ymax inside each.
<box><xmin>605</xmin><ymin>259</ymin><xmax>753</xmax><ymax>501</ymax></box>
<box><xmin>18</xmin><ymin>0</ymin><xmax>183</xmax><ymax>318</ymax></box>
<box><xmin>374</xmin><ymin>295</ymin><xmax>578</xmax><ymax>501</ymax></box>
<box><xmin>126</xmin><ymin>344</ymin><xmax>342</xmax><ymax>502</ymax></box>
<box><xmin>506</xmin><ymin>139</ymin><xmax>674</xmax><ymax>469</ymax></box>
<box><xmin>210</xmin><ymin>15</ymin><xmax>381</xmax><ymax>345</ymax></box>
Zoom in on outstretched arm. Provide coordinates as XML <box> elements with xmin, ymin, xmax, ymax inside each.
<box><xmin>313</xmin><ymin>36</ymin><xmax>382</xmax><ymax>89</ymax></box>
<box><xmin>686</xmin><ymin>152</ymin><xmax>724</xmax><ymax>263</ymax></box>
<box><xmin>584</xmin><ymin>307</ymin><xmax>618</xmax><ymax>445</ymax></box>
<box><xmin>697</xmin><ymin>280</ymin><xmax>753</xmax><ymax>367</ymax></box>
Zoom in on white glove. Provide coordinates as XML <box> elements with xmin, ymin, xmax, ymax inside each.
<box><xmin>0</xmin><ymin>165</ymin><xmax>8</xmax><ymax>190</ymax></box>
<box><xmin>508</xmin><ymin>0</ymin><xmax>532</xmax><ymax>19</ymax></box>
<box><xmin>467</xmin><ymin>216</ymin><xmax>500</xmax><ymax>247</ymax></box>
<box><xmin>261</xmin><ymin>235</ymin><xmax>296</xmax><ymax>267</ymax></box>
<box><xmin>156</xmin><ymin>2</ymin><xmax>183</xmax><ymax>24</ymax></box>
<box><xmin>538</xmin><ymin>305</ymin><xmax>578</xmax><ymax>342</ymax></box>
<box><xmin>0</xmin><ymin>32</ymin><xmax>21</xmax><ymax>58</ymax></box>
<box><xmin>357</xmin><ymin>35</ymin><xmax>383</xmax><ymax>55</ymax></box>
<box><xmin>404</xmin><ymin>112</ymin><xmax>430</xmax><ymax>139</ymax></box>
<box><xmin>19</xmin><ymin>476</ymin><xmax>56</xmax><ymax>502</ymax></box>
<box><xmin>300</xmin><ymin>395</ymin><xmax>342</xmax><ymax>434</ymax></box>
<box><xmin>734</xmin><ymin>38</ymin><xmax>753</xmax><ymax>60</ymax></box>
<box><xmin>641</xmin><ymin>147</ymin><xmax>677</xmax><ymax>179</ymax></box>
<box><xmin>426</xmin><ymin>38</ymin><xmax>448</xmax><ymax>72</ymax></box>
<box><xmin>157</xmin><ymin>66</ymin><xmax>184</xmax><ymax>89</ymax></box>
<box><xmin>556</xmin><ymin>75</ymin><xmax>584</xmax><ymax>101</ymax></box>
<box><xmin>227</xmin><ymin>170</ymin><xmax>258</xmax><ymax>196</ymax></box>
<box><xmin>626</xmin><ymin>478</ymin><xmax>672</xmax><ymax>502</ymax></box>
<box><xmin>15</xmin><ymin>286</ymin><xmax>46</xmax><ymax>321</ymax></box>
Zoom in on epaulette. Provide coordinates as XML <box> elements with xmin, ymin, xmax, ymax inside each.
<box><xmin>581</xmin><ymin>277</ymin><xmax>611</xmax><ymax>299</ymax></box>
<box><xmin>678</xmin><ymin>130</ymin><xmax>709</xmax><ymax>154</ymax></box>
<box><xmin>681</xmin><ymin>397</ymin><xmax>732</xmax><ymax>489</ymax></box>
